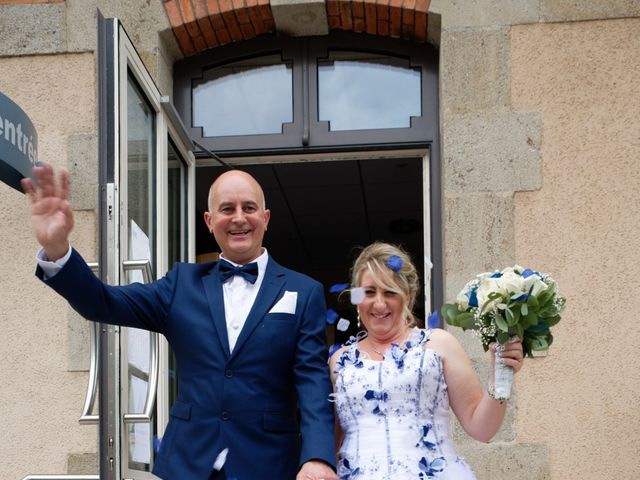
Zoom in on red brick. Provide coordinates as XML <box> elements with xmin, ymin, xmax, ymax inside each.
<box><xmin>232</xmin><ymin>0</ymin><xmax>251</xmax><ymax>24</ymax></box>
<box><xmin>219</xmin><ymin>0</ymin><xmax>244</xmax><ymax>41</ymax></box>
<box><xmin>364</xmin><ymin>0</ymin><xmax>376</xmax><ymax>35</ymax></box>
<box><xmin>376</xmin><ymin>0</ymin><xmax>389</xmax><ymax>21</ymax></box>
<box><xmin>353</xmin><ymin>17</ymin><xmax>365</xmax><ymax>33</ymax></box>
<box><xmin>192</xmin><ymin>0</ymin><xmax>219</xmax><ymax>48</ymax></box>
<box><xmin>326</xmin><ymin>0</ymin><xmax>340</xmax><ymax>17</ymax></box>
<box><xmin>339</xmin><ymin>0</ymin><xmax>353</xmax><ymax>30</ymax></box>
<box><xmin>389</xmin><ymin>1</ymin><xmax>402</xmax><ymax>37</ymax></box>
<box><xmin>246</xmin><ymin>5</ymin><xmax>267</xmax><ymax>35</ymax></box>
<box><xmin>172</xmin><ymin>24</ymin><xmax>196</xmax><ymax>56</ymax></box>
<box><xmin>377</xmin><ymin>19</ymin><xmax>389</xmax><ymax>36</ymax></box>
<box><xmin>179</xmin><ymin>0</ymin><xmax>202</xmax><ymax>38</ymax></box>
<box><xmin>413</xmin><ymin>8</ymin><xmax>427</xmax><ymax>42</ymax></box>
<box><xmin>352</xmin><ymin>0</ymin><xmax>364</xmax><ymax>18</ymax></box>
<box><xmin>164</xmin><ymin>0</ymin><xmax>185</xmax><ymax>28</ymax></box>
<box><xmin>328</xmin><ymin>14</ymin><xmax>342</xmax><ymax>29</ymax></box>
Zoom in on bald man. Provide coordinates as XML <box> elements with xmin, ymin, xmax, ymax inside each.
<box><xmin>23</xmin><ymin>165</ymin><xmax>337</xmax><ymax>480</ymax></box>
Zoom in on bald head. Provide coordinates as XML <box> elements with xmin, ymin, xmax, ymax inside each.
<box><xmin>208</xmin><ymin>170</ymin><xmax>266</xmax><ymax>213</ymax></box>
<box><xmin>204</xmin><ymin>170</ymin><xmax>271</xmax><ymax>264</ymax></box>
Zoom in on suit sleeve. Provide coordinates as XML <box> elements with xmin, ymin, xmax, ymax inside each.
<box><xmin>36</xmin><ymin>248</ymin><xmax>176</xmax><ymax>335</ymax></box>
<box><xmin>294</xmin><ymin>281</ymin><xmax>336</xmax><ymax>469</ymax></box>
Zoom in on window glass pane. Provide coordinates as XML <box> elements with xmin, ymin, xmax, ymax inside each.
<box><xmin>318</xmin><ymin>51</ymin><xmax>421</xmax><ymax>131</ymax></box>
<box><xmin>193</xmin><ymin>55</ymin><xmax>293</xmax><ymax>137</ymax></box>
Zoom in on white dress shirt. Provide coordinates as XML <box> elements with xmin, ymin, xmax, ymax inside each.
<box><xmin>219</xmin><ymin>249</ymin><xmax>268</xmax><ymax>352</ymax></box>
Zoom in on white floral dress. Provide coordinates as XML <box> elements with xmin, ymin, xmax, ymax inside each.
<box><xmin>331</xmin><ymin>328</ymin><xmax>476</xmax><ymax>480</ymax></box>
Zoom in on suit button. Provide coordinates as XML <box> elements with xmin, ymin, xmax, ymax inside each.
<box><xmin>225</xmin><ymin>369</ymin><xmax>234</xmax><ymax>378</ymax></box>
<box><xmin>221</xmin><ymin>411</ymin><xmax>230</xmax><ymax>421</ymax></box>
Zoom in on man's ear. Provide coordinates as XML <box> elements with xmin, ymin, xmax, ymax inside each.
<box><xmin>263</xmin><ymin>209</ymin><xmax>271</xmax><ymax>231</ymax></box>
<box><xmin>203</xmin><ymin>211</ymin><xmax>213</xmax><ymax>232</ymax></box>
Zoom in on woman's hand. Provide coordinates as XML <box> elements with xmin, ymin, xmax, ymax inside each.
<box><xmin>491</xmin><ymin>337</ymin><xmax>524</xmax><ymax>373</ymax></box>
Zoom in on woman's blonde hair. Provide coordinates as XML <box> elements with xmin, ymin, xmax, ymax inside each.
<box><xmin>350</xmin><ymin>242</ymin><xmax>420</xmax><ymax>327</ymax></box>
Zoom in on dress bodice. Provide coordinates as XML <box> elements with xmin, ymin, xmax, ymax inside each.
<box><xmin>331</xmin><ymin>328</ymin><xmax>476</xmax><ymax>479</ymax></box>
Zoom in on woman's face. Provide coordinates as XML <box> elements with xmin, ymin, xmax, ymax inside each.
<box><xmin>357</xmin><ymin>270</ymin><xmax>406</xmax><ymax>340</ymax></box>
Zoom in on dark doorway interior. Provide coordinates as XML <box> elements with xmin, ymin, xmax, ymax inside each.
<box><xmin>195</xmin><ymin>157</ymin><xmax>425</xmax><ymax>344</ymax></box>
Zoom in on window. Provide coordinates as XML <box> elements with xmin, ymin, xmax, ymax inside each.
<box><xmin>174</xmin><ymin>32</ymin><xmax>438</xmax><ymax>155</ymax></box>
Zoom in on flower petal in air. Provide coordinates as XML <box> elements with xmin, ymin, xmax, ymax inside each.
<box><xmin>330</xmin><ymin>282</ymin><xmax>350</xmax><ymax>293</ymax></box>
<box><xmin>350</xmin><ymin>287</ymin><xmax>365</xmax><ymax>305</ymax></box>
<box><xmin>326</xmin><ymin>308</ymin><xmax>339</xmax><ymax>325</ymax></box>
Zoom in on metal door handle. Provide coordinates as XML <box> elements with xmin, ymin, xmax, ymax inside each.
<box><xmin>22</xmin><ymin>475</ymin><xmax>99</xmax><ymax>479</ymax></box>
<box><xmin>79</xmin><ymin>263</ymin><xmax>100</xmax><ymax>425</ymax></box>
<box><xmin>122</xmin><ymin>259</ymin><xmax>159</xmax><ymax>424</ymax></box>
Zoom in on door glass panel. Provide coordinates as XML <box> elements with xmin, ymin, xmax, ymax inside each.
<box><xmin>167</xmin><ymin>138</ymin><xmax>187</xmax><ymax>408</ymax></box>
<box><xmin>318</xmin><ymin>51</ymin><xmax>421</xmax><ymax>131</ymax></box>
<box><xmin>192</xmin><ymin>54</ymin><xmax>293</xmax><ymax>137</ymax></box>
<box><xmin>125</xmin><ymin>71</ymin><xmax>157</xmax><ymax>473</ymax></box>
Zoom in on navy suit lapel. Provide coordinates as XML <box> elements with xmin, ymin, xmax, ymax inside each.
<box><xmin>202</xmin><ymin>262</ymin><xmax>231</xmax><ymax>357</ymax></box>
<box><xmin>230</xmin><ymin>259</ymin><xmax>286</xmax><ymax>359</ymax></box>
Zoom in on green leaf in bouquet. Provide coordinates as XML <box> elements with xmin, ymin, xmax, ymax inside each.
<box><xmin>544</xmin><ymin>315</ymin><xmax>561</xmax><ymax>327</ymax></box>
<box><xmin>514</xmin><ymin>323</ymin><xmax>525</xmax><ymax>340</ymax></box>
<box><xmin>526</xmin><ymin>320</ymin><xmax>550</xmax><ymax>335</ymax></box>
<box><xmin>530</xmin><ymin>336</ymin><xmax>549</xmax><ymax>351</ymax></box>
<box><xmin>527</xmin><ymin>294</ymin><xmax>539</xmax><ymax>309</ymax></box>
<box><xmin>452</xmin><ymin>312</ymin><xmax>477</xmax><ymax>330</ymax></box>
<box><xmin>496</xmin><ymin>331</ymin><xmax>509</xmax><ymax>344</ymax></box>
<box><xmin>520</xmin><ymin>303</ymin><xmax>528</xmax><ymax>316</ymax></box>
<box><xmin>520</xmin><ymin>310</ymin><xmax>538</xmax><ymax>329</ymax></box>
<box><xmin>494</xmin><ymin>315</ymin><xmax>509</xmax><ymax>332</ymax></box>
<box><xmin>441</xmin><ymin>303</ymin><xmax>460</xmax><ymax>324</ymax></box>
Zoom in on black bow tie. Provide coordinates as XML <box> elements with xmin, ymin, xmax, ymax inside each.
<box><xmin>218</xmin><ymin>260</ymin><xmax>259</xmax><ymax>284</ymax></box>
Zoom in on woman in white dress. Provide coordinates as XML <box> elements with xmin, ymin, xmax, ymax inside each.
<box><xmin>329</xmin><ymin>243</ymin><xmax>524</xmax><ymax>479</ymax></box>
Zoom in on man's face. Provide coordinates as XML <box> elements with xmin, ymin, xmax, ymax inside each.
<box><xmin>204</xmin><ymin>172</ymin><xmax>270</xmax><ymax>264</ymax></box>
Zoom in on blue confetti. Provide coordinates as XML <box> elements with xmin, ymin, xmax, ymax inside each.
<box><xmin>326</xmin><ymin>308</ymin><xmax>339</xmax><ymax>325</ymax></box>
<box><xmin>329</xmin><ymin>282</ymin><xmax>350</xmax><ymax>293</ymax></box>
<box><xmin>386</xmin><ymin>255</ymin><xmax>404</xmax><ymax>272</ymax></box>
<box><xmin>427</xmin><ymin>311</ymin><xmax>441</xmax><ymax>329</ymax></box>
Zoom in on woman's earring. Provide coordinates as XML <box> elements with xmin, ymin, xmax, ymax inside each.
<box><xmin>357</xmin><ymin>314</ymin><xmax>361</xmax><ymax>329</ymax></box>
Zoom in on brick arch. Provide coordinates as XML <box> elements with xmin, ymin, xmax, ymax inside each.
<box><xmin>163</xmin><ymin>0</ymin><xmax>431</xmax><ymax>57</ymax></box>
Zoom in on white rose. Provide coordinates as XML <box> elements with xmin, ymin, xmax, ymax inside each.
<box><xmin>497</xmin><ymin>271</ymin><xmax>525</xmax><ymax>297</ymax></box>
<box><xmin>476</xmin><ymin>277</ymin><xmax>505</xmax><ymax>311</ymax></box>
<box><xmin>523</xmin><ymin>274</ymin><xmax>548</xmax><ymax>297</ymax></box>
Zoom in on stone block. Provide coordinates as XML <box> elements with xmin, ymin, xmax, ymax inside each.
<box><xmin>429</xmin><ymin>0</ymin><xmax>539</xmax><ymax>28</ymax></box>
<box><xmin>0</xmin><ymin>3</ymin><xmax>67</xmax><ymax>56</ymax></box>
<box><xmin>67</xmin><ymin>308</ymin><xmax>91</xmax><ymax>372</ymax></box>
<box><xmin>457</xmin><ymin>442</ymin><xmax>550</xmax><ymax>480</ymax></box>
<box><xmin>440</xmin><ymin>27</ymin><xmax>511</xmax><ymax>115</ymax></box>
<box><xmin>271</xmin><ymin>0</ymin><xmax>329</xmax><ymax>36</ymax></box>
<box><xmin>443</xmin><ymin>192</ymin><xmax>515</xmax><ymax>287</ymax></box>
<box><xmin>68</xmin><ymin>134</ymin><xmax>99</xmax><ymax>211</ymax></box>
<box><xmin>540</xmin><ymin>0</ymin><xmax>640</xmax><ymax>22</ymax></box>
<box><xmin>67</xmin><ymin>452</ymin><xmax>99</xmax><ymax>474</ymax></box>
<box><xmin>442</xmin><ymin>112</ymin><xmax>542</xmax><ymax>193</ymax></box>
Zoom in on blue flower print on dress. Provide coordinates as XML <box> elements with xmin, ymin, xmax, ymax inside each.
<box><xmin>418</xmin><ymin>456</ymin><xmax>446</xmax><ymax>478</ymax></box>
<box><xmin>338</xmin><ymin>458</ymin><xmax>360</xmax><ymax>480</ymax></box>
<box><xmin>390</xmin><ymin>343</ymin><xmax>408</xmax><ymax>369</ymax></box>
<box><xmin>416</xmin><ymin>424</ymin><xmax>438</xmax><ymax>450</ymax></box>
<box><xmin>335</xmin><ymin>348</ymin><xmax>364</xmax><ymax>373</ymax></box>
<box><xmin>364</xmin><ymin>389</ymin><xmax>388</xmax><ymax>415</ymax></box>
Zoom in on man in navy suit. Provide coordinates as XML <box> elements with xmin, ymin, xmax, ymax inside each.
<box><xmin>22</xmin><ymin>165</ymin><xmax>337</xmax><ymax>480</ymax></box>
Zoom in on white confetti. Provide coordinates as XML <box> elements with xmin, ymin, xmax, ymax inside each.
<box><xmin>350</xmin><ymin>287</ymin><xmax>365</xmax><ymax>305</ymax></box>
<box><xmin>337</xmin><ymin>317</ymin><xmax>351</xmax><ymax>332</ymax></box>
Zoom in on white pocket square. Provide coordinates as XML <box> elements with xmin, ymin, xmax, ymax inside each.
<box><xmin>268</xmin><ymin>291</ymin><xmax>298</xmax><ymax>314</ymax></box>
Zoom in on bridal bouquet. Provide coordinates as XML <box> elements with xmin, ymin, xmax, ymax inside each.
<box><xmin>441</xmin><ymin>265</ymin><xmax>566</xmax><ymax>399</ymax></box>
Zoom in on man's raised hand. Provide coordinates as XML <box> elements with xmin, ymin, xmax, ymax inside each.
<box><xmin>21</xmin><ymin>163</ymin><xmax>74</xmax><ymax>261</ymax></box>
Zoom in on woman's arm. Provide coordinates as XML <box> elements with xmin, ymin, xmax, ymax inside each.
<box><xmin>429</xmin><ymin>328</ymin><xmax>523</xmax><ymax>442</ymax></box>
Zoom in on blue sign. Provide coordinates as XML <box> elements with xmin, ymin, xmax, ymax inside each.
<box><xmin>0</xmin><ymin>91</ymin><xmax>38</xmax><ymax>192</ymax></box>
